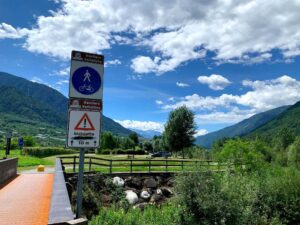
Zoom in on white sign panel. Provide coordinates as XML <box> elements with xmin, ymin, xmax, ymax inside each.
<box><xmin>69</xmin><ymin>50</ymin><xmax>104</xmax><ymax>100</ymax></box>
<box><xmin>67</xmin><ymin>110</ymin><xmax>101</xmax><ymax>148</ymax></box>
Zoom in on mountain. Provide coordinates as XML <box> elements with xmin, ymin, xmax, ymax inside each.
<box><xmin>246</xmin><ymin>101</ymin><xmax>300</xmax><ymax>140</ymax></box>
<box><xmin>132</xmin><ymin>129</ymin><xmax>162</xmax><ymax>139</ymax></box>
<box><xmin>196</xmin><ymin>105</ymin><xmax>289</xmax><ymax>148</ymax></box>
<box><xmin>0</xmin><ymin>72</ymin><xmax>133</xmax><ymax>144</ymax></box>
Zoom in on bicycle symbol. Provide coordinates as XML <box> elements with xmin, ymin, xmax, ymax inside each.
<box><xmin>79</xmin><ymin>84</ymin><xmax>94</xmax><ymax>93</ymax></box>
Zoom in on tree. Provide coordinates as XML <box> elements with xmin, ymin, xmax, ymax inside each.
<box><xmin>275</xmin><ymin>127</ymin><xmax>295</xmax><ymax>150</ymax></box>
<box><xmin>121</xmin><ymin>137</ymin><xmax>135</xmax><ymax>150</ymax></box>
<box><xmin>143</xmin><ymin>141</ymin><xmax>153</xmax><ymax>152</ymax></box>
<box><xmin>24</xmin><ymin>136</ymin><xmax>36</xmax><ymax>147</ymax></box>
<box><xmin>288</xmin><ymin>137</ymin><xmax>300</xmax><ymax>169</ymax></box>
<box><xmin>100</xmin><ymin>132</ymin><xmax>117</xmax><ymax>150</ymax></box>
<box><xmin>129</xmin><ymin>132</ymin><xmax>139</xmax><ymax>149</ymax></box>
<box><xmin>163</xmin><ymin>105</ymin><xmax>196</xmax><ymax>157</ymax></box>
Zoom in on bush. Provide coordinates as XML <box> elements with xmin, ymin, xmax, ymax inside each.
<box><xmin>23</xmin><ymin>147</ymin><xmax>77</xmax><ymax>157</ymax></box>
<box><xmin>175</xmin><ymin>166</ymin><xmax>300</xmax><ymax>225</ymax></box>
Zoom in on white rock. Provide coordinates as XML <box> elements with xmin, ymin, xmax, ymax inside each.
<box><xmin>125</xmin><ymin>190</ymin><xmax>138</xmax><ymax>204</ymax></box>
<box><xmin>156</xmin><ymin>189</ymin><xmax>162</xmax><ymax>195</ymax></box>
<box><xmin>113</xmin><ymin>177</ymin><xmax>124</xmax><ymax>187</ymax></box>
<box><xmin>140</xmin><ymin>191</ymin><xmax>150</xmax><ymax>199</ymax></box>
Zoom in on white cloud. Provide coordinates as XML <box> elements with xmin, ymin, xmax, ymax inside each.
<box><xmin>155</xmin><ymin>100</ymin><xmax>163</xmax><ymax>105</ymax></box>
<box><xmin>56</xmin><ymin>79</ymin><xmax>69</xmax><ymax>85</ymax></box>
<box><xmin>54</xmin><ymin>67</ymin><xmax>69</xmax><ymax>76</ymax></box>
<box><xmin>197</xmin><ymin>74</ymin><xmax>231</xmax><ymax>90</ymax></box>
<box><xmin>194</xmin><ymin>129</ymin><xmax>209</xmax><ymax>137</ymax></box>
<box><xmin>115</xmin><ymin>119</ymin><xmax>164</xmax><ymax>132</ymax></box>
<box><xmin>162</xmin><ymin>75</ymin><xmax>300</xmax><ymax>124</ymax></box>
<box><xmin>130</xmin><ymin>56</ymin><xmax>160</xmax><ymax>74</ymax></box>
<box><xmin>31</xmin><ymin>76</ymin><xmax>44</xmax><ymax>84</ymax></box>
<box><xmin>0</xmin><ymin>23</ymin><xmax>27</xmax><ymax>39</ymax></box>
<box><xmin>1</xmin><ymin>0</ymin><xmax>299</xmax><ymax>73</ymax></box>
<box><xmin>196</xmin><ymin>110</ymin><xmax>255</xmax><ymax>124</ymax></box>
<box><xmin>105</xmin><ymin>59</ymin><xmax>121</xmax><ymax>67</ymax></box>
<box><xmin>176</xmin><ymin>82</ymin><xmax>189</xmax><ymax>87</ymax></box>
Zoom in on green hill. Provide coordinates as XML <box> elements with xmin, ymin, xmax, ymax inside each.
<box><xmin>246</xmin><ymin>101</ymin><xmax>300</xmax><ymax>141</ymax></box>
<box><xmin>196</xmin><ymin>106</ymin><xmax>289</xmax><ymax>148</ymax></box>
<box><xmin>0</xmin><ymin>72</ymin><xmax>133</xmax><ymax>145</ymax></box>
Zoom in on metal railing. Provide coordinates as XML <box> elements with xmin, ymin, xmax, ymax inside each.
<box><xmin>59</xmin><ymin>155</ymin><xmax>227</xmax><ymax>174</ymax></box>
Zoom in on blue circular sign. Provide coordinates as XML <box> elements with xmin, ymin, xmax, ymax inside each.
<box><xmin>72</xmin><ymin>66</ymin><xmax>101</xmax><ymax>95</ymax></box>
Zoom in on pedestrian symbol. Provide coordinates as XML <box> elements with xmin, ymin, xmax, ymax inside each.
<box><xmin>72</xmin><ymin>66</ymin><xmax>101</xmax><ymax>95</ymax></box>
<box><xmin>74</xmin><ymin>113</ymin><xmax>95</xmax><ymax>131</ymax></box>
<box><xmin>83</xmin><ymin>70</ymin><xmax>91</xmax><ymax>82</ymax></box>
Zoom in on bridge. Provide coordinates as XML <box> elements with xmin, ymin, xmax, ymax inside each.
<box><xmin>0</xmin><ymin>158</ymin><xmax>86</xmax><ymax>225</ymax></box>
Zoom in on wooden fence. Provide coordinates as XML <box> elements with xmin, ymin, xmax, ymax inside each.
<box><xmin>59</xmin><ymin>156</ymin><xmax>228</xmax><ymax>174</ymax></box>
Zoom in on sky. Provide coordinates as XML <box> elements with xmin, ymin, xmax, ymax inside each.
<box><xmin>0</xmin><ymin>0</ymin><xmax>300</xmax><ymax>136</ymax></box>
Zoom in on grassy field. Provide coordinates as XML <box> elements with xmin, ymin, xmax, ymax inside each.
<box><xmin>1</xmin><ymin>150</ymin><xmax>223</xmax><ymax>173</ymax></box>
<box><xmin>0</xmin><ymin>150</ymin><xmax>55</xmax><ymax>171</ymax></box>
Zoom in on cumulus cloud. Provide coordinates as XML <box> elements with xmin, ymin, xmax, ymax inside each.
<box><xmin>0</xmin><ymin>23</ymin><xmax>27</xmax><ymax>39</ymax></box>
<box><xmin>105</xmin><ymin>59</ymin><xmax>121</xmax><ymax>67</ymax></box>
<box><xmin>194</xmin><ymin>129</ymin><xmax>209</xmax><ymax>137</ymax></box>
<box><xmin>115</xmin><ymin>119</ymin><xmax>164</xmax><ymax>132</ymax></box>
<box><xmin>162</xmin><ymin>75</ymin><xmax>300</xmax><ymax>124</ymax></box>
<box><xmin>197</xmin><ymin>74</ymin><xmax>231</xmax><ymax>90</ymax></box>
<box><xmin>1</xmin><ymin>0</ymin><xmax>300</xmax><ymax>73</ymax></box>
<box><xmin>176</xmin><ymin>82</ymin><xmax>189</xmax><ymax>87</ymax></box>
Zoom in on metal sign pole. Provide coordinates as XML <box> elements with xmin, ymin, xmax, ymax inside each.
<box><xmin>76</xmin><ymin>148</ymin><xmax>85</xmax><ymax>218</ymax></box>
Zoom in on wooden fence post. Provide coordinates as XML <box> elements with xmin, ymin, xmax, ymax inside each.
<box><xmin>130</xmin><ymin>160</ymin><xmax>133</xmax><ymax>175</ymax></box>
<box><xmin>165</xmin><ymin>159</ymin><xmax>168</xmax><ymax>172</ymax></box>
<box><xmin>73</xmin><ymin>156</ymin><xmax>76</xmax><ymax>172</ymax></box>
<box><xmin>89</xmin><ymin>157</ymin><xmax>92</xmax><ymax>172</ymax></box>
<box><xmin>109</xmin><ymin>160</ymin><xmax>112</xmax><ymax>174</ymax></box>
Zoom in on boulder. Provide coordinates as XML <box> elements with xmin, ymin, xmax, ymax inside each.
<box><xmin>125</xmin><ymin>190</ymin><xmax>138</xmax><ymax>204</ymax></box>
<box><xmin>140</xmin><ymin>190</ymin><xmax>151</xmax><ymax>200</ymax></box>
<box><xmin>133</xmin><ymin>202</ymin><xmax>150</xmax><ymax>210</ymax></box>
<box><xmin>144</xmin><ymin>178</ymin><xmax>157</xmax><ymax>188</ymax></box>
<box><xmin>126</xmin><ymin>177</ymin><xmax>143</xmax><ymax>189</ymax></box>
<box><xmin>156</xmin><ymin>189</ymin><xmax>163</xmax><ymax>195</ymax></box>
<box><xmin>113</xmin><ymin>177</ymin><xmax>124</xmax><ymax>187</ymax></box>
<box><xmin>161</xmin><ymin>187</ymin><xmax>173</xmax><ymax>197</ymax></box>
<box><xmin>150</xmin><ymin>193</ymin><xmax>163</xmax><ymax>204</ymax></box>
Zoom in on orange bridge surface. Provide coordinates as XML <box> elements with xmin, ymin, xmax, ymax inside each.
<box><xmin>0</xmin><ymin>174</ymin><xmax>54</xmax><ymax>225</ymax></box>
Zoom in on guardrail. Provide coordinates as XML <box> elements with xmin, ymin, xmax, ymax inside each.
<box><xmin>59</xmin><ymin>156</ymin><xmax>228</xmax><ymax>174</ymax></box>
<box><xmin>0</xmin><ymin>158</ymin><xmax>18</xmax><ymax>185</ymax></box>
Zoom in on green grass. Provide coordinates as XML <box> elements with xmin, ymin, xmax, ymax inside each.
<box><xmin>89</xmin><ymin>203</ymin><xmax>180</xmax><ymax>225</ymax></box>
<box><xmin>0</xmin><ymin>150</ymin><xmax>54</xmax><ymax>169</ymax></box>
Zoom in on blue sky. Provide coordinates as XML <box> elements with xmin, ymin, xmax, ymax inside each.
<box><xmin>1</xmin><ymin>0</ymin><xmax>300</xmax><ymax>135</ymax></box>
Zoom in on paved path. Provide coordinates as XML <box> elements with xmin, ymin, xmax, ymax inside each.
<box><xmin>0</xmin><ymin>174</ymin><xmax>54</xmax><ymax>225</ymax></box>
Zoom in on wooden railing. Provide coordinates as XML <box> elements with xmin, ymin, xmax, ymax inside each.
<box><xmin>59</xmin><ymin>155</ymin><xmax>227</xmax><ymax>174</ymax></box>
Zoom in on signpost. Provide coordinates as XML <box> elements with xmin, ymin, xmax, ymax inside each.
<box><xmin>18</xmin><ymin>137</ymin><xmax>24</xmax><ymax>154</ymax></box>
<box><xmin>5</xmin><ymin>130</ymin><xmax>12</xmax><ymax>157</ymax></box>
<box><xmin>67</xmin><ymin>50</ymin><xmax>104</xmax><ymax>218</ymax></box>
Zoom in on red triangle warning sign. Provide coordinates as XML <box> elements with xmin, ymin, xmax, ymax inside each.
<box><xmin>74</xmin><ymin>113</ymin><xmax>95</xmax><ymax>131</ymax></box>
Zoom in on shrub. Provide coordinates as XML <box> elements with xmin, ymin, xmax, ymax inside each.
<box><xmin>23</xmin><ymin>147</ymin><xmax>77</xmax><ymax>157</ymax></box>
<box><xmin>175</xmin><ymin>165</ymin><xmax>300</xmax><ymax>225</ymax></box>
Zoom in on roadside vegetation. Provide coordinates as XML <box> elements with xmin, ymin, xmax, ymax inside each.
<box><xmin>88</xmin><ymin>106</ymin><xmax>300</xmax><ymax>225</ymax></box>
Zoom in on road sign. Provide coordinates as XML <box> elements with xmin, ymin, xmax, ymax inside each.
<box><xmin>67</xmin><ymin>110</ymin><xmax>101</xmax><ymax>148</ymax></box>
<box><xmin>18</xmin><ymin>137</ymin><xmax>24</xmax><ymax>147</ymax></box>
<box><xmin>69</xmin><ymin>51</ymin><xmax>104</xmax><ymax>99</ymax></box>
<box><xmin>68</xmin><ymin>98</ymin><xmax>102</xmax><ymax>111</ymax></box>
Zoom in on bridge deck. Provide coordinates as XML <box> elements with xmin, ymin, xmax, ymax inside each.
<box><xmin>0</xmin><ymin>174</ymin><xmax>54</xmax><ymax>225</ymax></box>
